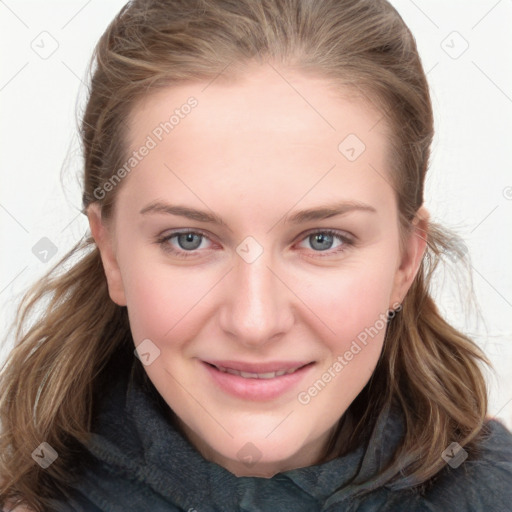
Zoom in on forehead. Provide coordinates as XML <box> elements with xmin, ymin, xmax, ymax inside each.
<box><xmin>120</xmin><ymin>64</ymin><xmax>395</xmax><ymax>216</ymax></box>
<box><xmin>129</xmin><ymin>64</ymin><xmax>388</xmax><ymax>147</ymax></box>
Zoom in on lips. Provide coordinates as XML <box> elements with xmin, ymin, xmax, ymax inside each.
<box><xmin>206</xmin><ymin>363</ymin><xmax>306</xmax><ymax>379</ymax></box>
<box><xmin>201</xmin><ymin>360</ymin><xmax>315</xmax><ymax>401</ymax></box>
<box><xmin>204</xmin><ymin>360</ymin><xmax>312</xmax><ymax>377</ymax></box>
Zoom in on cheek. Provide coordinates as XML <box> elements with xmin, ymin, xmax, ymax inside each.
<box><xmin>120</xmin><ymin>255</ymin><xmax>210</xmax><ymax>343</ymax></box>
<box><xmin>297</xmin><ymin>259</ymin><xmax>397</xmax><ymax>350</ymax></box>
<box><xmin>293</xmin><ymin>266</ymin><xmax>394</xmax><ymax>423</ymax></box>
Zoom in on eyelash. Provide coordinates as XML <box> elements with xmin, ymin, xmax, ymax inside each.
<box><xmin>155</xmin><ymin>229</ymin><xmax>354</xmax><ymax>260</ymax></box>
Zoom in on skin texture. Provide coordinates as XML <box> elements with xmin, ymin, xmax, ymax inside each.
<box><xmin>88</xmin><ymin>63</ymin><xmax>428</xmax><ymax>478</ymax></box>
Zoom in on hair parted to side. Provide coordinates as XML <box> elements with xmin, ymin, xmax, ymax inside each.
<box><xmin>0</xmin><ymin>0</ymin><xmax>489</xmax><ymax>509</ymax></box>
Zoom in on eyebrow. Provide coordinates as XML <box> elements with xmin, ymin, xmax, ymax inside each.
<box><xmin>139</xmin><ymin>200</ymin><xmax>377</xmax><ymax>225</ymax></box>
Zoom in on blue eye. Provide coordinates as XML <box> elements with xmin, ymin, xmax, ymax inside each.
<box><xmin>173</xmin><ymin>232</ymin><xmax>203</xmax><ymax>251</ymax></box>
<box><xmin>156</xmin><ymin>230</ymin><xmax>211</xmax><ymax>259</ymax></box>
<box><xmin>307</xmin><ymin>232</ymin><xmax>337</xmax><ymax>251</ymax></box>
<box><xmin>298</xmin><ymin>229</ymin><xmax>353</xmax><ymax>256</ymax></box>
<box><xmin>155</xmin><ymin>229</ymin><xmax>353</xmax><ymax>259</ymax></box>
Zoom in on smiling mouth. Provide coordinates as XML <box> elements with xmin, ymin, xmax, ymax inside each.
<box><xmin>204</xmin><ymin>362</ymin><xmax>313</xmax><ymax>379</ymax></box>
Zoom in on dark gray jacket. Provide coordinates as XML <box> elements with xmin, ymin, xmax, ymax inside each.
<box><xmin>50</xmin><ymin>361</ymin><xmax>512</xmax><ymax>512</ymax></box>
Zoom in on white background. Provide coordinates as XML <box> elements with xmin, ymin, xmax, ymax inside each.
<box><xmin>1</xmin><ymin>1</ymin><xmax>511</xmax><ymax>429</ymax></box>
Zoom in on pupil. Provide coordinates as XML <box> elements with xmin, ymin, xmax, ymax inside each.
<box><xmin>179</xmin><ymin>233</ymin><xmax>200</xmax><ymax>250</ymax></box>
<box><xmin>313</xmin><ymin>233</ymin><xmax>332</xmax><ymax>251</ymax></box>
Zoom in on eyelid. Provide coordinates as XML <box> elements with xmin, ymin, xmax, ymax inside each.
<box><xmin>159</xmin><ymin>227</ymin><xmax>213</xmax><ymax>238</ymax></box>
<box><xmin>156</xmin><ymin>227</ymin><xmax>355</xmax><ymax>259</ymax></box>
<box><xmin>297</xmin><ymin>227</ymin><xmax>355</xmax><ymax>243</ymax></box>
<box><xmin>157</xmin><ymin>228</ymin><xmax>354</xmax><ymax>246</ymax></box>
<box><xmin>293</xmin><ymin>228</ymin><xmax>355</xmax><ymax>258</ymax></box>
<box><xmin>159</xmin><ymin>227</ymin><xmax>216</xmax><ymax>246</ymax></box>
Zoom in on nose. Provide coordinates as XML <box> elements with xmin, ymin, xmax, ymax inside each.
<box><xmin>219</xmin><ymin>247</ymin><xmax>295</xmax><ymax>348</ymax></box>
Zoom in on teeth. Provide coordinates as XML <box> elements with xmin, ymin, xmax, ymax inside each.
<box><xmin>215</xmin><ymin>365</ymin><xmax>302</xmax><ymax>379</ymax></box>
<box><xmin>240</xmin><ymin>371</ymin><xmax>260</xmax><ymax>378</ymax></box>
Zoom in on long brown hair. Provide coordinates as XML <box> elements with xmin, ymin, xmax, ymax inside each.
<box><xmin>0</xmin><ymin>0</ymin><xmax>489</xmax><ymax>509</ymax></box>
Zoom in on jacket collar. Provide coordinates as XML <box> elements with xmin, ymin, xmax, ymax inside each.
<box><xmin>74</xmin><ymin>358</ymin><xmax>406</xmax><ymax>510</ymax></box>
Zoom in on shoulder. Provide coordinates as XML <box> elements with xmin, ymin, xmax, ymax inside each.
<box><xmin>370</xmin><ymin>419</ymin><xmax>512</xmax><ymax>511</ymax></box>
<box><xmin>419</xmin><ymin>418</ymin><xmax>512</xmax><ymax>511</ymax></box>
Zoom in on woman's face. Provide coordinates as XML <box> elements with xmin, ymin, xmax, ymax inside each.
<box><xmin>89</xmin><ymin>64</ymin><xmax>427</xmax><ymax>477</ymax></box>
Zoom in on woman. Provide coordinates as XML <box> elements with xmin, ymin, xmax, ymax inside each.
<box><xmin>1</xmin><ymin>0</ymin><xmax>511</xmax><ymax>510</ymax></box>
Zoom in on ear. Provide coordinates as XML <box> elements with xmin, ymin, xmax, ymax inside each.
<box><xmin>87</xmin><ymin>203</ymin><xmax>127</xmax><ymax>306</ymax></box>
<box><xmin>390</xmin><ymin>206</ymin><xmax>429</xmax><ymax>307</ymax></box>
